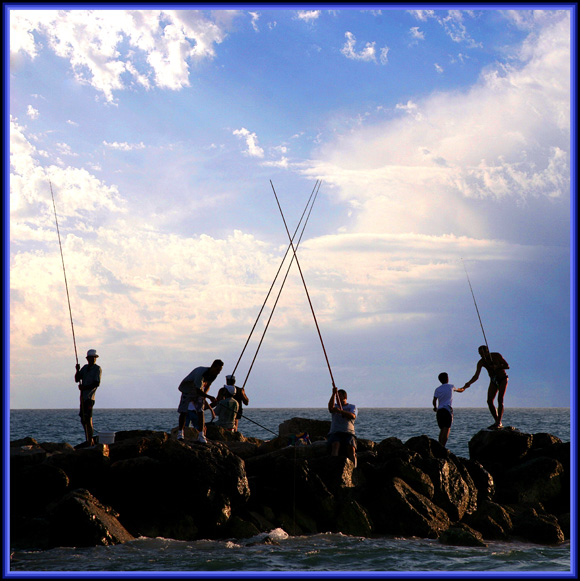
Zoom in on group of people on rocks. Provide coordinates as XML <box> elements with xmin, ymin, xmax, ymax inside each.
<box><xmin>73</xmin><ymin>344</ymin><xmax>509</xmax><ymax>462</ymax></box>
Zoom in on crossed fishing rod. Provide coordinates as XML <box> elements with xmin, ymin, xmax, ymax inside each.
<box><xmin>51</xmin><ymin>178</ymin><xmax>489</xmax><ymax>439</ymax></box>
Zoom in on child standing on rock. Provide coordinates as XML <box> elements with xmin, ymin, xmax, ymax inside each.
<box><xmin>433</xmin><ymin>372</ymin><xmax>466</xmax><ymax>447</ymax></box>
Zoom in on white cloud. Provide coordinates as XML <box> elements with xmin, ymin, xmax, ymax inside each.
<box><xmin>27</xmin><ymin>105</ymin><xmax>39</xmax><ymax>119</ymax></box>
<box><xmin>303</xmin><ymin>13</ymin><xmax>569</xmax><ymax>243</ymax></box>
<box><xmin>103</xmin><ymin>140</ymin><xmax>146</xmax><ymax>151</ymax></box>
<box><xmin>296</xmin><ymin>10</ymin><xmax>321</xmax><ymax>22</ymax></box>
<box><xmin>341</xmin><ymin>31</ymin><xmax>376</xmax><ymax>62</ymax></box>
<box><xmin>9</xmin><ymin>9</ymin><xmax>238</xmax><ymax>101</ymax></box>
<box><xmin>249</xmin><ymin>11</ymin><xmax>260</xmax><ymax>32</ymax></box>
<box><xmin>410</xmin><ymin>26</ymin><xmax>425</xmax><ymax>41</ymax></box>
<box><xmin>233</xmin><ymin>127</ymin><xmax>264</xmax><ymax>158</ymax></box>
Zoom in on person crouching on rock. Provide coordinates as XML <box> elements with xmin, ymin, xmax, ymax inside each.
<box><xmin>433</xmin><ymin>372</ymin><xmax>465</xmax><ymax>447</ymax></box>
<box><xmin>213</xmin><ymin>381</ymin><xmax>239</xmax><ymax>431</ymax></box>
<box><xmin>327</xmin><ymin>386</ymin><xmax>357</xmax><ymax>466</ymax></box>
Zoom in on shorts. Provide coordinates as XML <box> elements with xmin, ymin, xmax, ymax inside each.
<box><xmin>178</xmin><ymin>392</ymin><xmax>204</xmax><ymax>414</ymax></box>
<box><xmin>327</xmin><ymin>431</ymin><xmax>357</xmax><ymax>450</ymax></box>
<box><xmin>436</xmin><ymin>408</ymin><xmax>453</xmax><ymax>429</ymax></box>
<box><xmin>79</xmin><ymin>398</ymin><xmax>94</xmax><ymax>422</ymax></box>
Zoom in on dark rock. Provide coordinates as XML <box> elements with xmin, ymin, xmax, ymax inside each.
<box><xmin>373</xmin><ymin>477</ymin><xmax>451</xmax><ymax>538</ymax></box>
<box><xmin>497</xmin><ymin>456</ymin><xmax>564</xmax><ymax>505</ymax></box>
<box><xmin>278</xmin><ymin>417</ymin><xmax>330</xmax><ymax>440</ymax></box>
<box><xmin>468</xmin><ymin>428</ymin><xmax>532</xmax><ymax>475</ymax></box>
<box><xmin>440</xmin><ymin>523</ymin><xmax>487</xmax><ymax>547</ymax></box>
<box><xmin>508</xmin><ymin>506</ymin><xmax>566</xmax><ymax>545</ymax></box>
<box><xmin>462</xmin><ymin>500</ymin><xmax>513</xmax><ymax>540</ymax></box>
<box><xmin>9</xmin><ymin>424</ymin><xmax>569</xmax><ymax>549</ymax></box>
<box><xmin>47</xmin><ymin>488</ymin><xmax>134</xmax><ymax>547</ymax></box>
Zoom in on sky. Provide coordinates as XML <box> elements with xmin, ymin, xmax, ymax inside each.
<box><xmin>7</xmin><ymin>6</ymin><xmax>574</xmax><ymax>411</ymax></box>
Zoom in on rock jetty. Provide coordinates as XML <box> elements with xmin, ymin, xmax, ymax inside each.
<box><xmin>10</xmin><ymin>419</ymin><xmax>569</xmax><ymax>550</ymax></box>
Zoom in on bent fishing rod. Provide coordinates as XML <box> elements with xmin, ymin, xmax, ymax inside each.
<box><xmin>239</xmin><ymin>181</ymin><xmax>321</xmax><ymax>392</ymax></box>
<box><xmin>50</xmin><ymin>180</ymin><xmax>90</xmax><ymax>442</ymax></box>
<box><xmin>231</xmin><ymin>180</ymin><xmax>321</xmax><ymax>378</ymax></box>
<box><xmin>461</xmin><ymin>258</ymin><xmax>489</xmax><ymax>351</ymax></box>
<box><xmin>270</xmin><ymin>181</ymin><xmax>342</xmax><ymax>410</ymax></box>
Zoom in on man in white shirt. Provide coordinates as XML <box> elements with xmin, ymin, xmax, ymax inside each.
<box><xmin>432</xmin><ymin>372</ymin><xmax>465</xmax><ymax>447</ymax></box>
<box><xmin>328</xmin><ymin>386</ymin><xmax>357</xmax><ymax>466</ymax></box>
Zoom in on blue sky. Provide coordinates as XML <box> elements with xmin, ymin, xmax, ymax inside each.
<box><xmin>7</xmin><ymin>6</ymin><xmax>573</xmax><ymax>411</ymax></box>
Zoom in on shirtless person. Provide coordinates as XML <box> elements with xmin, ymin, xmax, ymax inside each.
<box><xmin>463</xmin><ymin>345</ymin><xmax>510</xmax><ymax>429</ymax></box>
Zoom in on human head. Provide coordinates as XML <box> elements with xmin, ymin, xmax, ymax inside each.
<box><xmin>86</xmin><ymin>349</ymin><xmax>99</xmax><ymax>361</ymax></box>
<box><xmin>226</xmin><ymin>375</ymin><xmax>236</xmax><ymax>386</ymax></box>
<box><xmin>337</xmin><ymin>389</ymin><xmax>348</xmax><ymax>403</ymax></box>
<box><xmin>478</xmin><ymin>345</ymin><xmax>489</xmax><ymax>357</ymax></box>
<box><xmin>438</xmin><ymin>372</ymin><xmax>449</xmax><ymax>384</ymax></box>
<box><xmin>211</xmin><ymin>359</ymin><xmax>224</xmax><ymax>370</ymax></box>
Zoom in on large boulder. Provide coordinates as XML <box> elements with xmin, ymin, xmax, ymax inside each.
<box><xmin>468</xmin><ymin>428</ymin><xmax>533</xmax><ymax>475</ymax></box>
<box><xmin>47</xmin><ymin>488</ymin><xmax>135</xmax><ymax>548</ymax></box>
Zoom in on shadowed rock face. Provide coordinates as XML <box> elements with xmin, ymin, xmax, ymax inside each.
<box><xmin>10</xmin><ymin>423</ymin><xmax>569</xmax><ymax>550</ymax></box>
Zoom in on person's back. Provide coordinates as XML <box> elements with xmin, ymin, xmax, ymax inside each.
<box><xmin>215</xmin><ymin>385</ymin><xmax>239</xmax><ymax>430</ymax></box>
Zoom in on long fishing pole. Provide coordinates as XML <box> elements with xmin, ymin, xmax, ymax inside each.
<box><xmin>50</xmin><ymin>180</ymin><xmax>89</xmax><ymax>442</ymax></box>
<box><xmin>269</xmin><ymin>181</ymin><xmax>341</xmax><ymax>409</ymax></box>
<box><xmin>240</xmin><ymin>181</ymin><xmax>321</xmax><ymax>391</ymax></box>
<box><xmin>231</xmin><ymin>180</ymin><xmax>321</xmax><ymax>378</ymax></box>
<box><xmin>461</xmin><ymin>258</ymin><xmax>489</xmax><ymax>350</ymax></box>
<box><xmin>50</xmin><ymin>180</ymin><xmax>80</xmax><ymax>366</ymax></box>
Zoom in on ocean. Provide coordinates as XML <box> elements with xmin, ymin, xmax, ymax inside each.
<box><xmin>7</xmin><ymin>407</ymin><xmax>574</xmax><ymax>575</ymax></box>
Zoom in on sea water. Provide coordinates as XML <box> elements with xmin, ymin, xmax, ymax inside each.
<box><xmin>7</xmin><ymin>408</ymin><xmax>574</xmax><ymax>574</ymax></box>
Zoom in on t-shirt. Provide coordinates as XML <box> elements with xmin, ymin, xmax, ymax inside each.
<box><xmin>77</xmin><ymin>364</ymin><xmax>102</xmax><ymax>402</ymax></box>
<box><xmin>434</xmin><ymin>384</ymin><xmax>454</xmax><ymax>413</ymax></box>
<box><xmin>329</xmin><ymin>403</ymin><xmax>357</xmax><ymax>435</ymax></box>
<box><xmin>178</xmin><ymin>366</ymin><xmax>209</xmax><ymax>396</ymax></box>
<box><xmin>215</xmin><ymin>397</ymin><xmax>239</xmax><ymax>430</ymax></box>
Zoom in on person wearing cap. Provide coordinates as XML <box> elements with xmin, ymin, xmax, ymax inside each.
<box><xmin>177</xmin><ymin>359</ymin><xmax>223</xmax><ymax>443</ymax></box>
<box><xmin>74</xmin><ymin>349</ymin><xmax>102</xmax><ymax>446</ymax></box>
<box><xmin>217</xmin><ymin>374</ymin><xmax>249</xmax><ymax>432</ymax></box>
<box><xmin>213</xmin><ymin>379</ymin><xmax>239</xmax><ymax>431</ymax></box>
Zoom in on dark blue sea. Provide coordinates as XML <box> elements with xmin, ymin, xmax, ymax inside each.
<box><xmin>7</xmin><ymin>407</ymin><xmax>575</xmax><ymax>576</ymax></box>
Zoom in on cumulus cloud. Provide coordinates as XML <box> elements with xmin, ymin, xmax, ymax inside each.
<box><xmin>233</xmin><ymin>128</ymin><xmax>264</xmax><ymax>158</ymax></box>
<box><xmin>305</xmin><ymin>13</ymin><xmax>570</xmax><ymax>243</ymax></box>
<box><xmin>9</xmin><ymin>9</ymin><xmax>238</xmax><ymax>101</ymax></box>
<box><xmin>296</xmin><ymin>10</ymin><xmax>321</xmax><ymax>22</ymax></box>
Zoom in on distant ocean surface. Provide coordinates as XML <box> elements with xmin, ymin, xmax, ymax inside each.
<box><xmin>8</xmin><ymin>407</ymin><xmax>573</xmax><ymax>574</ymax></box>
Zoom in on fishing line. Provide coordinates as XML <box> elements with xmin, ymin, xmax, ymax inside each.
<box><xmin>461</xmin><ymin>258</ymin><xmax>489</xmax><ymax>350</ymax></box>
<box><xmin>239</xmin><ymin>182</ymin><xmax>322</xmax><ymax>392</ymax></box>
<box><xmin>269</xmin><ymin>181</ymin><xmax>339</xmax><ymax>405</ymax></box>
<box><xmin>231</xmin><ymin>180</ymin><xmax>321</xmax><ymax>378</ymax></box>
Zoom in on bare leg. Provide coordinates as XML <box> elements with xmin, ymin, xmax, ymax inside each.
<box><xmin>487</xmin><ymin>382</ymin><xmax>500</xmax><ymax>427</ymax></box>
<box><xmin>496</xmin><ymin>378</ymin><xmax>508</xmax><ymax>427</ymax></box>
<box><xmin>178</xmin><ymin>412</ymin><xmax>187</xmax><ymax>431</ymax></box>
<box><xmin>438</xmin><ymin>427</ymin><xmax>450</xmax><ymax>447</ymax></box>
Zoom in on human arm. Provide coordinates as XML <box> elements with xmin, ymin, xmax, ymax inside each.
<box><xmin>238</xmin><ymin>387</ymin><xmax>249</xmax><ymax>406</ymax></box>
<box><xmin>433</xmin><ymin>397</ymin><xmax>437</xmax><ymax>412</ymax></box>
<box><xmin>463</xmin><ymin>359</ymin><xmax>483</xmax><ymax>389</ymax></box>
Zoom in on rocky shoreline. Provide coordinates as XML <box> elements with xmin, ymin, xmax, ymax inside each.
<box><xmin>10</xmin><ymin>418</ymin><xmax>569</xmax><ymax>550</ymax></box>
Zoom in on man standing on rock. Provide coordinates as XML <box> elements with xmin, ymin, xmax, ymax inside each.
<box><xmin>75</xmin><ymin>348</ymin><xmax>102</xmax><ymax>446</ymax></box>
<box><xmin>177</xmin><ymin>359</ymin><xmax>223</xmax><ymax>443</ymax></box>
<box><xmin>433</xmin><ymin>372</ymin><xmax>465</xmax><ymax>447</ymax></box>
<box><xmin>327</xmin><ymin>386</ymin><xmax>357</xmax><ymax>466</ymax></box>
<box><xmin>462</xmin><ymin>345</ymin><xmax>509</xmax><ymax>429</ymax></box>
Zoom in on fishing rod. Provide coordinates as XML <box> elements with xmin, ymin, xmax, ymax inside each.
<box><xmin>461</xmin><ymin>258</ymin><xmax>489</xmax><ymax>351</ymax></box>
<box><xmin>269</xmin><ymin>181</ymin><xmax>342</xmax><ymax>410</ymax></box>
<box><xmin>239</xmin><ymin>181</ymin><xmax>321</xmax><ymax>391</ymax></box>
<box><xmin>231</xmin><ymin>180</ymin><xmax>321</xmax><ymax>378</ymax></box>
<box><xmin>49</xmin><ymin>180</ymin><xmax>90</xmax><ymax>442</ymax></box>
